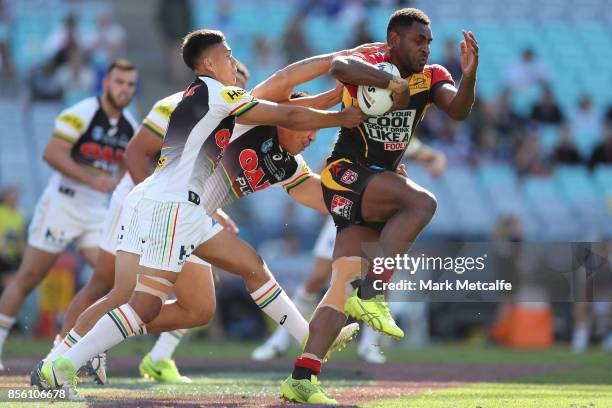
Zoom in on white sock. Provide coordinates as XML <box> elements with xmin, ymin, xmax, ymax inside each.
<box><xmin>251</xmin><ymin>279</ymin><xmax>308</xmax><ymax>343</ymax></box>
<box><xmin>44</xmin><ymin>329</ymin><xmax>82</xmax><ymax>362</ymax></box>
<box><xmin>0</xmin><ymin>313</ymin><xmax>16</xmax><ymax>357</ymax></box>
<box><xmin>265</xmin><ymin>285</ymin><xmax>318</xmax><ymax>347</ymax></box>
<box><xmin>63</xmin><ymin>304</ymin><xmax>145</xmax><ymax>369</ymax></box>
<box><xmin>149</xmin><ymin>329</ymin><xmax>187</xmax><ymax>363</ymax></box>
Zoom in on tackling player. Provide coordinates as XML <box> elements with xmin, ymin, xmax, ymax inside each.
<box><xmin>281</xmin><ymin>8</ymin><xmax>479</xmax><ymax>404</ymax></box>
<box><xmin>38</xmin><ymin>64</ymin><xmax>251</xmax><ymax>386</ymax></box>
<box><xmin>0</xmin><ymin>60</ymin><xmax>138</xmax><ymax>370</ymax></box>
<box><xmin>38</xmin><ymin>29</ymin><xmax>365</xmax><ymax>394</ymax></box>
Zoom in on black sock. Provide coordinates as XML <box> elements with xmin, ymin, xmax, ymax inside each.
<box><xmin>292</xmin><ymin>366</ymin><xmax>316</xmax><ymax>380</ymax></box>
<box><xmin>359</xmin><ymin>274</ymin><xmax>383</xmax><ymax>300</ymax></box>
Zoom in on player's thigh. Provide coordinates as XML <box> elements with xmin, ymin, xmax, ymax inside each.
<box><xmin>173</xmin><ymin>259</ymin><xmax>215</xmax><ymax>316</ymax></box>
<box><xmin>111</xmin><ymin>250</ymin><xmax>141</xmax><ymax>301</ymax></box>
<box><xmin>361</xmin><ymin>171</ymin><xmax>436</xmax><ymax>223</ymax></box>
<box><xmin>78</xmin><ymin>246</ymin><xmax>99</xmax><ymax>269</ymax></box>
<box><xmin>13</xmin><ymin>245</ymin><xmax>59</xmax><ymax>286</ymax></box>
<box><xmin>85</xmin><ymin>248</ymin><xmax>116</xmax><ymax>291</ymax></box>
<box><xmin>193</xmin><ymin>229</ymin><xmax>265</xmax><ymax>277</ymax></box>
<box><xmin>333</xmin><ymin>225</ymin><xmax>380</xmax><ymax>260</ymax></box>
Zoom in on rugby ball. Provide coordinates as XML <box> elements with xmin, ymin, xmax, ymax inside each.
<box><xmin>357</xmin><ymin>62</ymin><xmax>400</xmax><ymax>116</ymax></box>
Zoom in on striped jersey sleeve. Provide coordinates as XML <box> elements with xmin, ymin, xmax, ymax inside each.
<box><xmin>52</xmin><ymin>97</ymin><xmax>98</xmax><ymax>144</ymax></box>
<box><xmin>280</xmin><ymin>154</ymin><xmax>313</xmax><ymax>192</ymax></box>
<box><xmin>216</xmin><ymin>86</ymin><xmax>258</xmax><ymax>117</ymax></box>
<box><xmin>142</xmin><ymin>92</ymin><xmax>181</xmax><ymax>138</ymax></box>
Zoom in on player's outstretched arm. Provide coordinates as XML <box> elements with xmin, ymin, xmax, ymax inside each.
<box><xmin>433</xmin><ymin>30</ymin><xmax>479</xmax><ymax>121</ymax></box>
<box><xmin>283</xmin><ymin>82</ymin><xmax>343</xmax><ymax>110</ymax></box>
<box><xmin>287</xmin><ymin>175</ymin><xmax>328</xmax><ymax>214</ymax></box>
<box><xmin>43</xmin><ymin>138</ymin><xmax>116</xmax><ymax>192</ymax></box>
<box><xmin>236</xmin><ymin>100</ymin><xmax>365</xmax><ymax>131</ymax></box>
<box><xmin>252</xmin><ymin>43</ymin><xmax>385</xmax><ymax>102</ymax></box>
<box><xmin>124</xmin><ymin>125</ymin><xmax>163</xmax><ymax>184</ymax></box>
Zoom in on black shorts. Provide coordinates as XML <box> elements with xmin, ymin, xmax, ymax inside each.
<box><xmin>321</xmin><ymin>157</ymin><xmax>386</xmax><ymax>231</ymax></box>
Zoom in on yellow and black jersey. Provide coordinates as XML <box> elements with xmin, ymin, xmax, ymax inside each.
<box><xmin>331</xmin><ymin>50</ymin><xmax>454</xmax><ymax>170</ymax></box>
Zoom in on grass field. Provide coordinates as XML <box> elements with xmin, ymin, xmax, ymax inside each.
<box><xmin>1</xmin><ymin>336</ymin><xmax>611</xmax><ymax>407</ymax></box>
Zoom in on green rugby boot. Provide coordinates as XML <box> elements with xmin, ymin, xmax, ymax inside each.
<box><xmin>280</xmin><ymin>375</ymin><xmax>337</xmax><ymax>404</ymax></box>
<box><xmin>139</xmin><ymin>353</ymin><xmax>191</xmax><ymax>383</ymax></box>
<box><xmin>345</xmin><ymin>289</ymin><xmax>404</xmax><ymax>339</ymax></box>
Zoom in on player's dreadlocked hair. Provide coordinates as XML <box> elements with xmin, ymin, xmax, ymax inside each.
<box><xmin>387</xmin><ymin>8</ymin><xmax>431</xmax><ymax>40</ymax></box>
<box><xmin>181</xmin><ymin>29</ymin><xmax>226</xmax><ymax>70</ymax></box>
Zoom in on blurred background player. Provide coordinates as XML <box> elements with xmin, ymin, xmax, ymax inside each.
<box><xmin>252</xmin><ymin>138</ymin><xmax>447</xmax><ymax>363</ymax></box>
<box><xmin>0</xmin><ymin>59</ymin><xmax>138</xmax><ymax>371</ymax></box>
<box><xmin>281</xmin><ymin>8</ymin><xmax>478</xmax><ymax>404</ymax></box>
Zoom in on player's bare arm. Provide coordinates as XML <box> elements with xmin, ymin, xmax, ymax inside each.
<box><xmin>236</xmin><ymin>100</ymin><xmax>365</xmax><ymax>130</ymax></box>
<box><xmin>283</xmin><ymin>84</ymin><xmax>343</xmax><ymax>110</ymax></box>
<box><xmin>252</xmin><ymin>43</ymin><xmax>385</xmax><ymax>102</ymax></box>
<box><xmin>43</xmin><ymin>138</ymin><xmax>116</xmax><ymax>193</ymax></box>
<box><xmin>287</xmin><ymin>175</ymin><xmax>328</xmax><ymax>214</ymax></box>
<box><xmin>123</xmin><ymin>125</ymin><xmax>162</xmax><ymax>184</ymax></box>
<box><xmin>433</xmin><ymin>30</ymin><xmax>479</xmax><ymax>120</ymax></box>
<box><xmin>329</xmin><ymin>55</ymin><xmax>408</xmax><ymax>94</ymax></box>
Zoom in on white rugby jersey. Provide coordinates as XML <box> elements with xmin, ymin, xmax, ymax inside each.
<box><xmin>47</xmin><ymin>96</ymin><xmax>138</xmax><ymax>203</ymax></box>
<box><xmin>143</xmin><ymin>76</ymin><xmax>258</xmax><ymax>204</ymax></box>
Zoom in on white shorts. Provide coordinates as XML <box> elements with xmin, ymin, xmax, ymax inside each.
<box><xmin>312</xmin><ymin>216</ymin><xmax>336</xmax><ymax>260</ymax></box>
<box><xmin>98</xmin><ymin>193</ymin><xmax>126</xmax><ymax>255</ymax></box>
<box><xmin>117</xmin><ymin>196</ymin><xmax>221</xmax><ymax>272</ymax></box>
<box><xmin>28</xmin><ymin>188</ymin><xmax>106</xmax><ymax>253</ymax></box>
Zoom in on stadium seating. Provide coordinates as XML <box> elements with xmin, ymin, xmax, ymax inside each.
<box><xmin>2</xmin><ymin>0</ymin><xmax>611</xmax><ymax>241</ymax></box>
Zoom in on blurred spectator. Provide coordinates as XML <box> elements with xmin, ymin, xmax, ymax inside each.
<box><xmin>0</xmin><ymin>0</ymin><xmax>13</xmax><ymax>82</ymax></box>
<box><xmin>485</xmin><ymin>88</ymin><xmax>523</xmax><ymax>136</ymax></box>
<box><xmin>215</xmin><ymin>0</ymin><xmax>237</xmax><ymax>45</ymax></box>
<box><xmin>530</xmin><ymin>86</ymin><xmax>564</xmax><ymax>125</ymax></box>
<box><xmin>156</xmin><ymin>0</ymin><xmax>192</xmax><ymax>83</ymax></box>
<box><xmin>552</xmin><ymin>125</ymin><xmax>582</xmax><ymax>165</ymax></box>
<box><xmin>252</xmin><ymin>36</ymin><xmax>283</xmax><ymax>72</ymax></box>
<box><xmin>441</xmin><ymin>38</ymin><xmax>462</xmax><ymax>83</ymax></box>
<box><xmin>470</xmin><ymin>127</ymin><xmax>502</xmax><ymax>165</ymax></box>
<box><xmin>588</xmin><ymin>128</ymin><xmax>612</xmax><ymax>170</ymax></box>
<box><xmin>605</xmin><ymin>104</ymin><xmax>612</xmax><ymax>127</ymax></box>
<box><xmin>570</xmin><ymin>94</ymin><xmax>601</xmax><ymax>140</ymax></box>
<box><xmin>348</xmin><ymin>18</ymin><xmax>374</xmax><ymax>48</ymax></box>
<box><xmin>0</xmin><ymin>186</ymin><xmax>25</xmax><ymax>291</ymax></box>
<box><xmin>82</xmin><ymin>11</ymin><xmax>125</xmax><ymax>70</ymax></box>
<box><xmin>26</xmin><ymin>60</ymin><xmax>63</xmax><ymax>102</ymax></box>
<box><xmin>55</xmin><ymin>50</ymin><xmax>96</xmax><ymax>106</ymax></box>
<box><xmin>44</xmin><ymin>14</ymin><xmax>81</xmax><ymax>69</ymax></box>
<box><xmin>282</xmin><ymin>14</ymin><xmax>312</xmax><ymax>64</ymax></box>
<box><xmin>513</xmin><ymin>128</ymin><xmax>551</xmax><ymax>177</ymax></box>
<box><xmin>504</xmin><ymin>48</ymin><xmax>550</xmax><ymax>91</ymax></box>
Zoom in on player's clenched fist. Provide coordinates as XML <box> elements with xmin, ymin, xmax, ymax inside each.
<box><xmin>338</xmin><ymin>106</ymin><xmax>367</xmax><ymax>128</ymax></box>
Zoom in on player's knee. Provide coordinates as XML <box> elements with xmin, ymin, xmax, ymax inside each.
<box><xmin>129</xmin><ymin>295</ymin><xmax>162</xmax><ymax>324</ymax></box>
<box><xmin>397</xmin><ymin>188</ymin><xmax>437</xmax><ymax>221</ymax></box>
<box><xmin>413</xmin><ymin>189</ymin><xmax>437</xmax><ymax>220</ymax></box>
<box><xmin>186</xmin><ymin>300</ymin><xmax>215</xmax><ymax>327</ymax></box>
